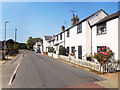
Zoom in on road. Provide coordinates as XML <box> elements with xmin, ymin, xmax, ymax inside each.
<box><xmin>9</xmin><ymin>50</ymin><xmax>105</xmax><ymax>88</ymax></box>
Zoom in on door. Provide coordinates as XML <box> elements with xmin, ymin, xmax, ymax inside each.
<box><xmin>78</xmin><ymin>46</ymin><xmax>82</xmax><ymax>59</ymax></box>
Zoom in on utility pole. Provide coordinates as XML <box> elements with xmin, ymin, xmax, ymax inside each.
<box><xmin>4</xmin><ymin>21</ymin><xmax>9</xmax><ymax>59</ymax></box>
<box><xmin>15</xmin><ymin>28</ymin><xmax>17</xmax><ymax>42</ymax></box>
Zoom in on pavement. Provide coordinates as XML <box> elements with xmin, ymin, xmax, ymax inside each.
<box><xmin>96</xmin><ymin>72</ymin><xmax>119</xmax><ymax>89</ymax></box>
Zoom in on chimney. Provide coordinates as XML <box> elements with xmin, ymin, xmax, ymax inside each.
<box><xmin>61</xmin><ymin>25</ymin><xmax>65</xmax><ymax>32</ymax></box>
<box><xmin>75</xmin><ymin>15</ymin><xmax>79</xmax><ymax>24</ymax></box>
<box><xmin>71</xmin><ymin>14</ymin><xmax>79</xmax><ymax>26</ymax></box>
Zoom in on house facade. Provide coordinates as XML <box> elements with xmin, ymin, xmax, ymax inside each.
<box><xmin>43</xmin><ymin>9</ymin><xmax>120</xmax><ymax>61</ymax></box>
<box><xmin>92</xmin><ymin>11</ymin><xmax>120</xmax><ymax>60</ymax></box>
<box><xmin>33</xmin><ymin>40</ymin><xmax>43</xmax><ymax>53</ymax></box>
<box><xmin>43</xmin><ymin>36</ymin><xmax>52</xmax><ymax>53</ymax></box>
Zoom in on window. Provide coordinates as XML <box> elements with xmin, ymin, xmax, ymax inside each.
<box><xmin>67</xmin><ymin>30</ymin><xmax>70</xmax><ymax>37</ymax></box>
<box><xmin>97</xmin><ymin>46</ymin><xmax>106</xmax><ymax>51</ymax></box>
<box><xmin>60</xmin><ymin>33</ymin><xmax>62</xmax><ymax>40</ymax></box>
<box><xmin>57</xmin><ymin>35</ymin><xmax>58</xmax><ymax>41</ymax></box>
<box><xmin>77</xmin><ymin>23</ymin><xmax>82</xmax><ymax>34</ymax></box>
<box><xmin>67</xmin><ymin>47</ymin><xmax>69</xmax><ymax>54</ymax></box>
<box><xmin>97</xmin><ymin>22</ymin><xmax>106</xmax><ymax>35</ymax></box>
<box><xmin>71</xmin><ymin>47</ymin><xmax>75</xmax><ymax>54</ymax></box>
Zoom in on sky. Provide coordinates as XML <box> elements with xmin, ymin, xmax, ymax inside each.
<box><xmin>1</xmin><ymin>2</ymin><xmax>119</xmax><ymax>43</ymax></box>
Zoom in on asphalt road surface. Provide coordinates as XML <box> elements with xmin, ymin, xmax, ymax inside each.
<box><xmin>10</xmin><ymin>50</ymin><xmax>105</xmax><ymax>88</ymax></box>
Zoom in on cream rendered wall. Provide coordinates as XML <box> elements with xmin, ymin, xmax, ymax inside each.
<box><xmin>92</xmin><ymin>18</ymin><xmax>118</xmax><ymax>60</ymax></box>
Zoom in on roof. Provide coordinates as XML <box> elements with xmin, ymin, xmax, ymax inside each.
<box><xmin>93</xmin><ymin>10</ymin><xmax>120</xmax><ymax>26</ymax></box>
<box><xmin>48</xmin><ymin>38</ymin><xmax>55</xmax><ymax>42</ymax></box>
<box><xmin>44</xmin><ymin>36</ymin><xmax>52</xmax><ymax>40</ymax></box>
<box><xmin>56</xmin><ymin>9</ymin><xmax>108</xmax><ymax>36</ymax></box>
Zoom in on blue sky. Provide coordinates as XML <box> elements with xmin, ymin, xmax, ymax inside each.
<box><xmin>1</xmin><ymin>2</ymin><xmax>118</xmax><ymax>43</ymax></box>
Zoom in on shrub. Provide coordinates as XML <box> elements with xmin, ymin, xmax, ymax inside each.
<box><xmin>94</xmin><ymin>47</ymin><xmax>114</xmax><ymax>63</ymax></box>
<box><xmin>59</xmin><ymin>46</ymin><xmax>67</xmax><ymax>55</ymax></box>
<box><xmin>48</xmin><ymin>47</ymin><xmax>54</xmax><ymax>52</ymax></box>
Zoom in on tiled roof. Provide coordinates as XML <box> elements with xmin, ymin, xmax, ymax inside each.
<box><xmin>56</xmin><ymin>9</ymin><xmax>108</xmax><ymax>36</ymax></box>
<box><xmin>44</xmin><ymin>36</ymin><xmax>52</xmax><ymax>40</ymax></box>
<box><xmin>93</xmin><ymin>10</ymin><xmax>120</xmax><ymax>26</ymax></box>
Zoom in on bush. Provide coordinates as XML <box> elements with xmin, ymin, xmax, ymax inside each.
<box><xmin>94</xmin><ymin>47</ymin><xmax>114</xmax><ymax>63</ymax></box>
<box><xmin>48</xmin><ymin>47</ymin><xmax>54</xmax><ymax>52</ymax></box>
<box><xmin>59</xmin><ymin>46</ymin><xmax>67</xmax><ymax>55</ymax></box>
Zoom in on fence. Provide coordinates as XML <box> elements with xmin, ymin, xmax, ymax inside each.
<box><xmin>48</xmin><ymin>52</ymin><xmax>59</xmax><ymax>59</ymax></box>
<box><xmin>58</xmin><ymin>55</ymin><xmax>120</xmax><ymax>73</ymax></box>
<box><xmin>48</xmin><ymin>53</ymin><xmax>120</xmax><ymax>73</ymax></box>
<box><xmin>59</xmin><ymin>55</ymin><xmax>100</xmax><ymax>72</ymax></box>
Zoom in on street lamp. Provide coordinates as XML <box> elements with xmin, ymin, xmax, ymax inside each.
<box><xmin>4</xmin><ymin>21</ymin><xmax>9</xmax><ymax>59</ymax></box>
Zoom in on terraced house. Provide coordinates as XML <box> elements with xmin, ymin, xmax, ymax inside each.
<box><xmin>43</xmin><ymin>9</ymin><xmax>120</xmax><ymax>61</ymax></box>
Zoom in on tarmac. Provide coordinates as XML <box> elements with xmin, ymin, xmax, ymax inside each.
<box><xmin>0</xmin><ymin>53</ymin><xmax>119</xmax><ymax>89</ymax></box>
<box><xmin>55</xmin><ymin>57</ymin><xmax>119</xmax><ymax>89</ymax></box>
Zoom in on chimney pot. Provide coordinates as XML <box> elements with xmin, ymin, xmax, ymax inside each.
<box><xmin>73</xmin><ymin>14</ymin><xmax>75</xmax><ymax>17</ymax></box>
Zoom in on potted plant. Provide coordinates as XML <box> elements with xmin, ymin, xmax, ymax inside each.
<box><xmin>70</xmin><ymin>53</ymin><xmax>76</xmax><ymax>58</ymax></box>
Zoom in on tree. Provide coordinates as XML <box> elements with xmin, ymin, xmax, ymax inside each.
<box><xmin>26</xmin><ymin>37</ymin><xmax>43</xmax><ymax>50</ymax></box>
<box><xmin>27</xmin><ymin>37</ymin><xmax>33</xmax><ymax>49</ymax></box>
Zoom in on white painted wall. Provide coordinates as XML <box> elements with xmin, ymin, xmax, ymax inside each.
<box><xmin>43</xmin><ymin>37</ymin><xmax>48</xmax><ymax>52</ymax></box>
<box><xmin>92</xmin><ymin>18</ymin><xmax>119</xmax><ymax>60</ymax></box>
<box><xmin>45</xmin><ymin>10</ymin><xmax>108</xmax><ymax>60</ymax></box>
<box><xmin>65</xmin><ymin>21</ymin><xmax>87</xmax><ymax>59</ymax></box>
<box><xmin>118</xmin><ymin>16</ymin><xmax>120</xmax><ymax>60</ymax></box>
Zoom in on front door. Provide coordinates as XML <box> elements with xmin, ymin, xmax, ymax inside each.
<box><xmin>78</xmin><ymin>46</ymin><xmax>82</xmax><ymax>59</ymax></box>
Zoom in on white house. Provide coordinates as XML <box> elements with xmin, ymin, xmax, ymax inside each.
<box><xmin>33</xmin><ymin>41</ymin><xmax>43</xmax><ymax>53</ymax></box>
<box><xmin>51</xmin><ymin>9</ymin><xmax>108</xmax><ymax>60</ymax></box>
<box><xmin>43</xmin><ymin>36</ymin><xmax>52</xmax><ymax>54</ymax></box>
<box><xmin>43</xmin><ymin>9</ymin><xmax>119</xmax><ymax>61</ymax></box>
<box><xmin>92</xmin><ymin>10</ymin><xmax>120</xmax><ymax>60</ymax></box>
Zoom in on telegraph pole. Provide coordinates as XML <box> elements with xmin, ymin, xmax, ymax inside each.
<box><xmin>15</xmin><ymin>28</ymin><xmax>17</xmax><ymax>42</ymax></box>
<box><xmin>4</xmin><ymin>21</ymin><xmax>9</xmax><ymax>59</ymax></box>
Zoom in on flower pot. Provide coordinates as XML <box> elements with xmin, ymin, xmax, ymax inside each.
<box><xmin>86</xmin><ymin>57</ymin><xmax>91</xmax><ymax>61</ymax></box>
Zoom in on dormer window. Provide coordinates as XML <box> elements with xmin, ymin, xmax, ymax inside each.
<box><xmin>97</xmin><ymin>22</ymin><xmax>106</xmax><ymax>35</ymax></box>
<box><xmin>77</xmin><ymin>23</ymin><xmax>82</xmax><ymax>34</ymax></box>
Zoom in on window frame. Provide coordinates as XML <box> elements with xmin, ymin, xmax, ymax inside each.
<box><xmin>77</xmin><ymin>23</ymin><xmax>82</xmax><ymax>34</ymax></box>
<box><xmin>67</xmin><ymin>30</ymin><xmax>70</xmax><ymax>37</ymax></box>
<box><xmin>57</xmin><ymin>35</ymin><xmax>58</xmax><ymax>41</ymax></box>
<box><xmin>60</xmin><ymin>33</ymin><xmax>62</xmax><ymax>40</ymax></box>
<box><xmin>97</xmin><ymin>46</ymin><xmax>107</xmax><ymax>52</ymax></box>
<box><xmin>97</xmin><ymin>22</ymin><xmax>107</xmax><ymax>35</ymax></box>
<box><xmin>71</xmin><ymin>46</ymin><xmax>75</xmax><ymax>54</ymax></box>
